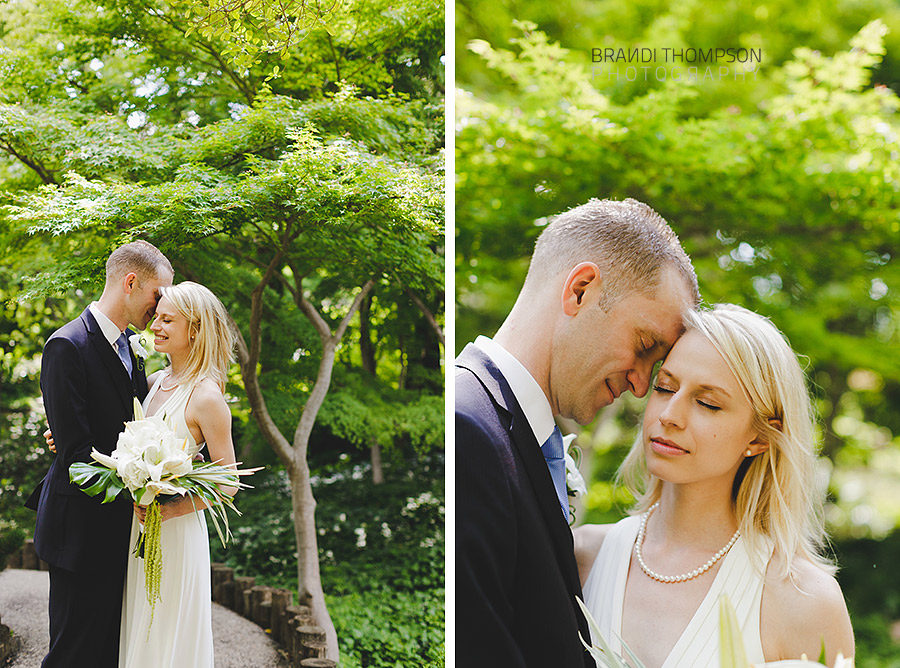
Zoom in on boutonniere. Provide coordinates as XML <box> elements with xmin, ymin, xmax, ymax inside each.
<box><xmin>129</xmin><ymin>333</ymin><xmax>151</xmax><ymax>370</ymax></box>
<box><xmin>562</xmin><ymin>433</ymin><xmax>588</xmax><ymax>524</ymax></box>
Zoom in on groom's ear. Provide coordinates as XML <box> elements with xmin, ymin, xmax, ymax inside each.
<box><xmin>561</xmin><ymin>262</ymin><xmax>601</xmax><ymax>316</ymax></box>
<box><xmin>122</xmin><ymin>272</ymin><xmax>139</xmax><ymax>294</ymax></box>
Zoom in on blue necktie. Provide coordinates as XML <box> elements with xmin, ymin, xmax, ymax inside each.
<box><xmin>116</xmin><ymin>332</ymin><xmax>133</xmax><ymax>379</ymax></box>
<box><xmin>542</xmin><ymin>426</ymin><xmax>569</xmax><ymax>523</ymax></box>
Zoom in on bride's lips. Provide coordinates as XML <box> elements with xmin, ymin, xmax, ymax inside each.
<box><xmin>650</xmin><ymin>437</ymin><xmax>690</xmax><ymax>456</ymax></box>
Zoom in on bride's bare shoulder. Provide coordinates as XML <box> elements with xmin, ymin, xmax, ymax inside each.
<box><xmin>190</xmin><ymin>378</ymin><xmax>226</xmax><ymax>406</ymax></box>
<box><xmin>573</xmin><ymin>522</ymin><xmax>615</xmax><ymax>585</ymax></box>
<box><xmin>762</xmin><ymin>552</ymin><xmax>855</xmax><ymax>663</ymax></box>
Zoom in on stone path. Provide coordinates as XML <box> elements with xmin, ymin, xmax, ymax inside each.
<box><xmin>0</xmin><ymin>569</ymin><xmax>290</xmax><ymax>668</ymax></box>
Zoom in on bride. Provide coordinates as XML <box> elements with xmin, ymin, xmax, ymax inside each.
<box><xmin>119</xmin><ymin>281</ymin><xmax>238</xmax><ymax>668</ymax></box>
<box><xmin>574</xmin><ymin>304</ymin><xmax>854</xmax><ymax>667</ymax></box>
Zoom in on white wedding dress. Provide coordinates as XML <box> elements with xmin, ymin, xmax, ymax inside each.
<box><xmin>119</xmin><ymin>371</ymin><xmax>214</xmax><ymax>668</ymax></box>
<box><xmin>582</xmin><ymin>515</ymin><xmax>768</xmax><ymax>668</ymax></box>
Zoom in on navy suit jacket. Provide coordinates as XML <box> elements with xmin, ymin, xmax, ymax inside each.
<box><xmin>26</xmin><ymin>307</ymin><xmax>149</xmax><ymax>574</ymax></box>
<box><xmin>456</xmin><ymin>344</ymin><xmax>593</xmax><ymax>667</ymax></box>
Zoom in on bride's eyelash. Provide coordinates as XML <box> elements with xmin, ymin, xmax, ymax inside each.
<box><xmin>654</xmin><ymin>385</ymin><xmax>721</xmax><ymax>411</ymax></box>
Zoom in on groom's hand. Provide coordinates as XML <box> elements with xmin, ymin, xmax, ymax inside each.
<box><xmin>44</xmin><ymin>428</ymin><xmax>56</xmax><ymax>454</ymax></box>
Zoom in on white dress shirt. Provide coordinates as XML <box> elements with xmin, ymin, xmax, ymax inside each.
<box><xmin>89</xmin><ymin>302</ymin><xmax>128</xmax><ymax>367</ymax></box>
<box><xmin>474</xmin><ymin>335</ymin><xmax>556</xmax><ymax>448</ymax></box>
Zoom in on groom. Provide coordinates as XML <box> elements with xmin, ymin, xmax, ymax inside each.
<box><xmin>25</xmin><ymin>240</ymin><xmax>173</xmax><ymax>668</ymax></box>
<box><xmin>456</xmin><ymin>198</ymin><xmax>699</xmax><ymax>666</ymax></box>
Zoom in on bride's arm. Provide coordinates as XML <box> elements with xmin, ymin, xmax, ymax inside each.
<box><xmin>761</xmin><ymin>554</ymin><xmax>855</xmax><ymax>664</ymax></box>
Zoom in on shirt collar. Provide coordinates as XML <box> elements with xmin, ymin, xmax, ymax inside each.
<box><xmin>474</xmin><ymin>335</ymin><xmax>556</xmax><ymax>446</ymax></box>
<box><xmin>89</xmin><ymin>302</ymin><xmax>125</xmax><ymax>347</ymax></box>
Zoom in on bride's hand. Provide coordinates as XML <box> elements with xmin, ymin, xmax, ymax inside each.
<box><xmin>134</xmin><ymin>498</ymin><xmax>194</xmax><ymax>524</ymax></box>
<box><xmin>44</xmin><ymin>428</ymin><xmax>56</xmax><ymax>454</ymax></box>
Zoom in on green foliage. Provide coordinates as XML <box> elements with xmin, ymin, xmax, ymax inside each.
<box><xmin>176</xmin><ymin>0</ymin><xmax>337</xmax><ymax>73</ymax></box>
<box><xmin>170</xmin><ymin>0</ymin><xmax>445</xmax><ymax>102</ymax></box>
<box><xmin>209</xmin><ymin>453</ymin><xmax>445</xmax><ymax>667</ymax></box>
<box><xmin>833</xmin><ymin>531</ymin><xmax>900</xmax><ymax>663</ymax></box>
<box><xmin>318</xmin><ymin>369</ymin><xmax>444</xmax><ymax>456</ymax></box>
<box><xmin>0</xmin><ymin>518</ymin><xmax>25</xmax><ymax>569</ymax></box>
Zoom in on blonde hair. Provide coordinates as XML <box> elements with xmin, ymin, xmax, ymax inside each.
<box><xmin>160</xmin><ymin>281</ymin><xmax>234</xmax><ymax>391</ymax></box>
<box><xmin>620</xmin><ymin>304</ymin><xmax>834</xmax><ymax>579</ymax></box>
<box><xmin>524</xmin><ymin>198</ymin><xmax>699</xmax><ymax>306</ymax></box>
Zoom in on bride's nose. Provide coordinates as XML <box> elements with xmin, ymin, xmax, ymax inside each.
<box><xmin>658</xmin><ymin>395</ymin><xmax>685</xmax><ymax>428</ymax></box>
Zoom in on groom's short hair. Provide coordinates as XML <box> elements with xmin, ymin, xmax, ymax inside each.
<box><xmin>524</xmin><ymin>198</ymin><xmax>699</xmax><ymax>306</ymax></box>
<box><xmin>106</xmin><ymin>240</ymin><xmax>173</xmax><ymax>284</ymax></box>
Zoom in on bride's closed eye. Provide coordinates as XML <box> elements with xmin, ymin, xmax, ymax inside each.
<box><xmin>654</xmin><ymin>384</ymin><xmax>722</xmax><ymax>412</ymax></box>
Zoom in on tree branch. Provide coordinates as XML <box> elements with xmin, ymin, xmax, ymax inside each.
<box><xmin>248</xmin><ymin>250</ymin><xmax>285</xmax><ymax>366</ymax></box>
<box><xmin>292</xmin><ymin>278</ymin><xmax>375</xmax><ymax>449</ymax></box>
<box><xmin>226</xmin><ymin>311</ymin><xmax>294</xmax><ymax>467</ymax></box>
<box><xmin>335</xmin><ymin>279</ymin><xmax>374</xmax><ymax>340</ymax></box>
<box><xmin>0</xmin><ymin>141</ymin><xmax>57</xmax><ymax>185</ymax></box>
<box><xmin>295</xmin><ymin>276</ymin><xmax>332</xmax><ymax>341</ymax></box>
<box><xmin>405</xmin><ymin>288</ymin><xmax>443</xmax><ymax>346</ymax></box>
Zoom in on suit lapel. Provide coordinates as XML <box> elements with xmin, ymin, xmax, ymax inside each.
<box><xmin>507</xmin><ymin>403</ymin><xmax>583</xmax><ymax>598</ymax></box>
<box><xmin>82</xmin><ymin>309</ymin><xmax>134</xmax><ymax>414</ymax></box>
<box><xmin>456</xmin><ymin>345</ymin><xmax>583</xmax><ymax>599</ymax></box>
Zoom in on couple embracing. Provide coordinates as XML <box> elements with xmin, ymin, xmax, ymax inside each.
<box><xmin>25</xmin><ymin>241</ymin><xmax>239</xmax><ymax>667</ymax></box>
<box><xmin>456</xmin><ymin>199</ymin><xmax>855</xmax><ymax>667</ymax></box>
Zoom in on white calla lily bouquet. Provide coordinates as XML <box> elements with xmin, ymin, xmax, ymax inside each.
<box><xmin>70</xmin><ymin>398</ymin><xmax>259</xmax><ymax>622</ymax></box>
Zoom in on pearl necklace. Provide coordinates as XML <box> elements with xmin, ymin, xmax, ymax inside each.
<box><xmin>158</xmin><ymin>372</ymin><xmax>181</xmax><ymax>392</ymax></box>
<box><xmin>634</xmin><ymin>501</ymin><xmax>740</xmax><ymax>584</ymax></box>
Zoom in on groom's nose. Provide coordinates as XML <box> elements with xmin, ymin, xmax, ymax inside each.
<box><xmin>627</xmin><ymin>363</ymin><xmax>653</xmax><ymax>398</ymax></box>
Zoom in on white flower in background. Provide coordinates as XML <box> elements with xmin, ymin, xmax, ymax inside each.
<box><xmin>355</xmin><ymin>526</ymin><xmax>367</xmax><ymax>548</ymax></box>
<box><xmin>129</xmin><ymin>333</ymin><xmax>151</xmax><ymax>359</ymax></box>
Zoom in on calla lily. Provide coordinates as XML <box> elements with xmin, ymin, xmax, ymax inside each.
<box><xmin>129</xmin><ymin>334</ymin><xmax>151</xmax><ymax>360</ymax></box>
<box><xmin>90</xmin><ymin>448</ymin><xmax>119</xmax><ymax>470</ymax></box>
<box><xmin>565</xmin><ymin>452</ymin><xmax>588</xmax><ymax>497</ymax></box>
<box><xmin>561</xmin><ymin>433</ymin><xmax>588</xmax><ymax>497</ymax></box>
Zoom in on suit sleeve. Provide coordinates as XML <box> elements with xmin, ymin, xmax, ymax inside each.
<box><xmin>457</xmin><ymin>409</ymin><xmax>527</xmax><ymax>667</ymax></box>
<box><xmin>41</xmin><ymin>336</ymin><xmax>97</xmax><ymax>468</ymax></box>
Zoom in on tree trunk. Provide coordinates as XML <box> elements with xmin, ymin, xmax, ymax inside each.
<box><xmin>359</xmin><ymin>293</ymin><xmax>376</xmax><ymax>376</ymax></box>
<box><xmin>230</xmin><ymin>275</ymin><xmax>373</xmax><ymax>663</ymax></box>
<box><xmin>292</xmin><ymin>280</ymin><xmax>375</xmax><ymax>661</ymax></box>
<box><xmin>371</xmin><ymin>442</ymin><xmax>384</xmax><ymax>485</ymax></box>
<box><xmin>290</xmin><ymin>453</ymin><xmax>338</xmax><ymax>661</ymax></box>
